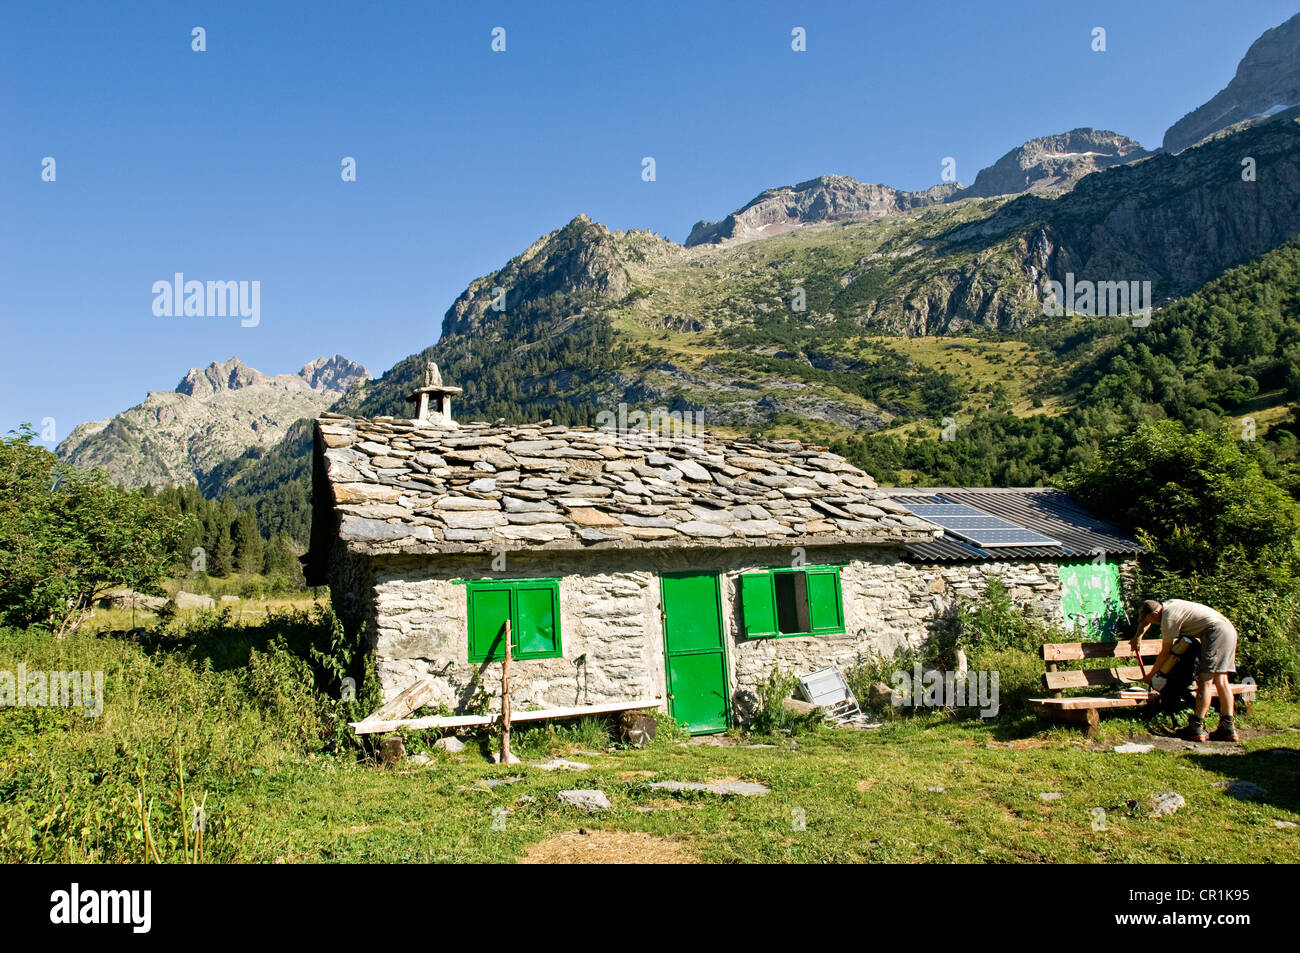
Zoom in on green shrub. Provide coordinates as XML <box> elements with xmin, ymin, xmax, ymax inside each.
<box><xmin>845</xmin><ymin>643</ymin><xmax>921</xmax><ymax>716</ymax></box>
<box><xmin>749</xmin><ymin>667</ymin><xmax>821</xmax><ymax>734</ymax></box>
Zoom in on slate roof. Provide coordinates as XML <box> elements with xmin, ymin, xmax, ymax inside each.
<box><xmin>883</xmin><ymin>487</ymin><xmax>1143</xmax><ymax>563</ymax></box>
<box><xmin>311</xmin><ymin>414</ymin><xmax>941</xmax><ymax>557</ymax></box>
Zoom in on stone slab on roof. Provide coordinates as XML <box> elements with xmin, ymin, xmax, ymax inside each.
<box><xmin>314</xmin><ymin>414</ymin><xmax>941</xmax><ymax>557</ymax></box>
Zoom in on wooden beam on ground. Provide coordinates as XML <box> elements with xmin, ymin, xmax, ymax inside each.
<box><xmin>350</xmin><ymin>698</ymin><xmax>662</xmax><ymax>735</ymax></box>
<box><xmin>363</xmin><ymin>676</ymin><xmax>438</xmax><ymax>724</ymax></box>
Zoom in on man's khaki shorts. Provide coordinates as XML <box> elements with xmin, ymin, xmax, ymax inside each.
<box><xmin>1197</xmin><ymin>621</ymin><xmax>1238</xmax><ymax>676</ymax></box>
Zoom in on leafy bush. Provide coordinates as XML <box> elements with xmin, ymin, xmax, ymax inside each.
<box><xmin>928</xmin><ymin>578</ymin><xmax>1054</xmax><ymax>666</ymax></box>
<box><xmin>749</xmin><ymin>668</ymin><xmax>821</xmax><ymax>734</ymax></box>
<box><xmin>845</xmin><ymin>644</ymin><xmax>921</xmax><ymax>716</ymax></box>
<box><xmin>0</xmin><ymin>427</ymin><xmax>187</xmax><ymax>635</ymax></box>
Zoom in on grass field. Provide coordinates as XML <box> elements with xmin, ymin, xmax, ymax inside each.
<box><xmin>2</xmin><ymin>612</ymin><xmax>1297</xmax><ymax>864</ymax></box>
<box><xmin>229</xmin><ymin>711</ymin><xmax>1300</xmax><ymax>864</ymax></box>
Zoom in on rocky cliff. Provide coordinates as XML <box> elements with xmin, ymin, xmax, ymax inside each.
<box><xmin>1163</xmin><ymin>11</ymin><xmax>1300</xmax><ymax>153</ymax></box>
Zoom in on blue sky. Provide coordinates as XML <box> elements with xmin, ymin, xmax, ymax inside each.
<box><xmin>3</xmin><ymin>0</ymin><xmax>1298</xmax><ymax>441</ymax></box>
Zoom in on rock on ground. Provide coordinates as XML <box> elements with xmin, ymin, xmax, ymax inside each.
<box><xmin>1150</xmin><ymin>792</ymin><xmax>1186</xmax><ymax>817</ymax></box>
<box><xmin>535</xmin><ymin>758</ymin><xmax>591</xmax><ymax>771</ymax></box>
<box><xmin>556</xmin><ymin>789</ymin><xmax>612</xmax><ymax>812</ymax></box>
<box><xmin>649</xmin><ymin>780</ymin><xmax>769</xmax><ymax>796</ymax></box>
<box><xmin>1224</xmin><ymin>780</ymin><xmax>1269</xmax><ymax>800</ymax></box>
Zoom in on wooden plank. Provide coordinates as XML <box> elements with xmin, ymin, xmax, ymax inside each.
<box><xmin>1030</xmin><ymin>696</ymin><xmax>1147</xmax><ymax>711</ymax></box>
<box><xmin>351</xmin><ymin>698</ymin><xmax>662</xmax><ymax>735</ymax></box>
<box><xmin>1029</xmin><ymin>681</ymin><xmax>1256</xmax><ymax>712</ymax></box>
<box><xmin>1044</xmin><ymin>666</ymin><xmax>1145</xmax><ymax>690</ymax></box>
<box><xmin>499</xmin><ymin>620</ymin><xmax>514</xmax><ymax>764</ymax></box>
<box><xmin>363</xmin><ymin>676</ymin><xmax>437</xmax><ymax>724</ymax></box>
<box><xmin>1042</xmin><ymin>640</ymin><xmax>1163</xmax><ymax>662</ymax></box>
<box><xmin>1044</xmin><ymin>660</ymin><xmax>1062</xmax><ymax>699</ymax></box>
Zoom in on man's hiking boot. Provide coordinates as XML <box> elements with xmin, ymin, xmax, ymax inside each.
<box><xmin>1177</xmin><ymin>717</ymin><xmax>1208</xmax><ymax>742</ymax></box>
<box><xmin>1209</xmin><ymin>717</ymin><xmax>1239</xmax><ymax>742</ymax></box>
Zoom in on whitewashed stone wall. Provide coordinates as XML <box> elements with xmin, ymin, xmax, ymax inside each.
<box><xmin>352</xmin><ymin>546</ymin><xmax>1130</xmax><ymax>723</ymax></box>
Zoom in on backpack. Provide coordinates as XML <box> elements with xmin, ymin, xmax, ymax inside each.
<box><xmin>1150</xmin><ymin>636</ymin><xmax>1201</xmax><ymax>714</ymax></box>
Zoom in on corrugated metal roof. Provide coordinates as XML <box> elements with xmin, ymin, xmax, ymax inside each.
<box><xmin>883</xmin><ymin>487</ymin><xmax>1143</xmax><ymax>563</ymax></box>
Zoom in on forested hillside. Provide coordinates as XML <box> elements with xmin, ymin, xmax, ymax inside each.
<box><xmin>831</xmin><ymin>237</ymin><xmax>1300</xmax><ymax>488</ymax></box>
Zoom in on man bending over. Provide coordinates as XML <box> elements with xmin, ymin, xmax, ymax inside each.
<box><xmin>1132</xmin><ymin>598</ymin><xmax>1239</xmax><ymax>742</ymax></box>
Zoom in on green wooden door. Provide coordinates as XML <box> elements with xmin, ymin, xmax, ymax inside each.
<box><xmin>661</xmin><ymin>572</ymin><xmax>730</xmax><ymax>734</ymax></box>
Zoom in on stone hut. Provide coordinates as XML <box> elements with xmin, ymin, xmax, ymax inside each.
<box><xmin>306</xmin><ymin>370</ymin><xmax>1140</xmax><ymax>733</ymax></box>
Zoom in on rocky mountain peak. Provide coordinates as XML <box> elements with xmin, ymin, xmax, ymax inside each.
<box><xmin>298</xmin><ymin>354</ymin><xmax>370</xmax><ymax>393</ymax></box>
<box><xmin>1163</xmin><ymin>12</ymin><xmax>1300</xmax><ymax>153</ymax></box>
<box><xmin>176</xmin><ymin>357</ymin><xmax>265</xmax><ymax>398</ymax></box>
<box><xmin>685</xmin><ymin>174</ymin><xmax>958</xmax><ymax>247</ymax></box>
<box><xmin>59</xmin><ymin>354</ymin><xmax>369</xmax><ymax>489</ymax></box>
<box><xmin>962</xmin><ymin>128</ymin><xmax>1149</xmax><ymax>199</ymax></box>
<box><xmin>440</xmin><ymin>214</ymin><xmax>674</xmax><ymax>338</ymax></box>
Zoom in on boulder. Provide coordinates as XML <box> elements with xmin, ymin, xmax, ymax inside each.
<box><xmin>782</xmin><ymin>697</ymin><xmax>818</xmax><ymax>716</ymax></box>
<box><xmin>100</xmin><ymin>589</ymin><xmax>168</xmax><ymax>612</ymax></box>
<box><xmin>649</xmin><ymin>780</ymin><xmax>769</xmax><ymax>797</ymax></box>
<box><xmin>868</xmin><ymin>681</ymin><xmax>902</xmax><ymax>708</ymax></box>
<box><xmin>172</xmin><ymin>591</ymin><xmax>216</xmax><ymax>610</ymax></box>
<box><xmin>1224</xmin><ymin>780</ymin><xmax>1269</xmax><ymax>801</ymax></box>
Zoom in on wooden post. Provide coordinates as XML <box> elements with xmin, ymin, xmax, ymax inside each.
<box><xmin>499</xmin><ymin>620</ymin><xmax>514</xmax><ymax>764</ymax></box>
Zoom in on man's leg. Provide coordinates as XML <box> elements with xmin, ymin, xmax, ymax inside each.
<box><xmin>1177</xmin><ymin>673</ymin><xmax>1212</xmax><ymax>741</ymax></box>
<box><xmin>1209</xmin><ymin>672</ymin><xmax>1239</xmax><ymax>740</ymax></box>
<box><xmin>1216</xmin><ymin>672</ymin><xmax>1234</xmax><ymax>718</ymax></box>
<box><xmin>1207</xmin><ymin>622</ymin><xmax>1239</xmax><ymax>741</ymax></box>
<box><xmin>1193</xmin><ymin>673</ymin><xmax>1213</xmax><ymax>719</ymax></box>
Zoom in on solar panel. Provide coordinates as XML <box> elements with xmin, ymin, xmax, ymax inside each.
<box><xmin>902</xmin><ymin>502</ymin><xmax>1060</xmax><ymax>549</ymax></box>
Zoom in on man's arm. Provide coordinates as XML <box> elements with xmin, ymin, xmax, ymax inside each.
<box><xmin>1130</xmin><ymin>616</ymin><xmax>1153</xmax><ymax>652</ymax></box>
<box><xmin>1143</xmin><ymin>640</ymin><xmax>1172</xmax><ymax>684</ymax></box>
<box><xmin>1131</xmin><ymin>615</ymin><xmax>1167</xmax><ymax>683</ymax></box>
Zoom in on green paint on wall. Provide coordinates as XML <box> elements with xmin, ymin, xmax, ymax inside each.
<box><xmin>1058</xmin><ymin>561</ymin><xmax>1125</xmax><ymax>640</ymax></box>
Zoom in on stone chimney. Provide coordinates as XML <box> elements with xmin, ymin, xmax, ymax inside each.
<box><xmin>406</xmin><ymin>361</ymin><xmax>463</xmax><ymax>426</ymax></box>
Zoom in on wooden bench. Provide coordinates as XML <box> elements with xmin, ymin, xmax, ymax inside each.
<box><xmin>1028</xmin><ymin>639</ymin><xmax>1257</xmax><ymax>733</ymax></box>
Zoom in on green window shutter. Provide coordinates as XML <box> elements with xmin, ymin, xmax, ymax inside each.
<box><xmin>468</xmin><ymin>585</ymin><xmax>512</xmax><ymax>662</ymax></box>
<box><xmin>806</xmin><ymin>568</ymin><xmax>844</xmax><ymax>635</ymax></box>
<box><xmin>515</xmin><ymin>582</ymin><xmax>560</xmax><ymax>658</ymax></box>
<box><xmin>740</xmin><ymin>572</ymin><xmax>778</xmax><ymax>638</ymax></box>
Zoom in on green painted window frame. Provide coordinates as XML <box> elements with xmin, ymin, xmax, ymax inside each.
<box><xmin>739</xmin><ymin>565</ymin><xmax>845</xmax><ymax>638</ymax></box>
<box><xmin>465</xmin><ymin>577</ymin><xmax>562</xmax><ymax>662</ymax></box>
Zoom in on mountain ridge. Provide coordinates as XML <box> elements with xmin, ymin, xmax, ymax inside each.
<box><xmin>1163</xmin><ymin>11</ymin><xmax>1300</xmax><ymax>153</ymax></box>
<box><xmin>57</xmin><ymin>355</ymin><xmax>368</xmax><ymax>489</ymax></box>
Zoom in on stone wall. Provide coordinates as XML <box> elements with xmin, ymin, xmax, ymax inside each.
<box><xmin>724</xmin><ymin>557</ymin><xmax>1065</xmax><ymax>718</ymax></box>
<box><xmin>327</xmin><ymin>539</ymin><xmax>377</xmax><ymax>653</ymax></box>
<box><xmin>347</xmin><ymin>544</ymin><xmax>1133</xmax><ymax>724</ymax></box>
